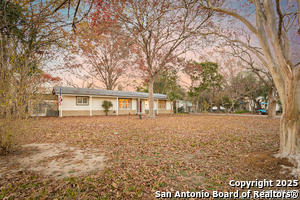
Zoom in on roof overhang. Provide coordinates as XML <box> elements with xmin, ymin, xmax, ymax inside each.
<box><xmin>53</xmin><ymin>86</ymin><xmax>169</xmax><ymax>100</ymax></box>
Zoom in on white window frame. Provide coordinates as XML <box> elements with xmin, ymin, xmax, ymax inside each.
<box><xmin>76</xmin><ymin>96</ymin><xmax>89</xmax><ymax>106</ymax></box>
<box><xmin>119</xmin><ymin>98</ymin><xmax>131</xmax><ymax>110</ymax></box>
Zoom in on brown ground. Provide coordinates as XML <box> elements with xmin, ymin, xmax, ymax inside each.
<box><xmin>0</xmin><ymin>114</ymin><xmax>298</xmax><ymax>199</ymax></box>
<box><xmin>0</xmin><ymin>143</ymin><xmax>105</xmax><ymax>179</ymax></box>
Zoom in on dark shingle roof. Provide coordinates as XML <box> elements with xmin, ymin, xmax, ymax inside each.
<box><xmin>53</xmin><ymin>86</ymin><xmax>168</xmax><ymax>99</ymax></box>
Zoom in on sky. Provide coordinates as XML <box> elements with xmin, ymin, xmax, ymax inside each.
<box><xmin>45</xmin><ymin>0</ymin><xmax>299</xmax><ymax>93</ymax></box>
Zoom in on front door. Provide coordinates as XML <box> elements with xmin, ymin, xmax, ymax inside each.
<box><xmin>137</xmin><ymin>100</ymin><xmax>142</xmax><ymax>113</ymax></box>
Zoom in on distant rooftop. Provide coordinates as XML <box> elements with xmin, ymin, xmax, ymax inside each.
<box><xmin>53</xmin><ymin>86</ymin><xmax>168</xmax><ymax>99</ymax></box>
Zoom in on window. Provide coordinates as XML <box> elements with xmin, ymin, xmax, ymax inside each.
<box><xmin>158</xmin><ymin>100</ymin><xmax>166</xmax><ymax>109</ymax></box>
<box><xmin>77</xmin><ymin>96</ymin><xmax>89</xmax><ymax>106</ymax></box>
<box><xmin>119</xmin><ymin>99</ymin><xmax>131</xmax><ymax>110</ymax></box>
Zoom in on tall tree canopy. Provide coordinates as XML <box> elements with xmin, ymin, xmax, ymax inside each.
<box><xmin>0</xmin><ymin>0</ymin><xmax>64</xmax><ymax>118</ymax></box>
<box><xmin>65</xmin><ymin>22</ymin><xmax>130</xmax><ymax>90</ymax></box>
<box><xmin>91</xmin><ymin>0</ymin><xmax>216</xmax><ymax>117</ymax></box>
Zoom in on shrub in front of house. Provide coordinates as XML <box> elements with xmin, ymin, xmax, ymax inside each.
<box><xmin>102</xmin><ymin>100</ymin><xmax>113</xmax><ymax>116</ymax></box>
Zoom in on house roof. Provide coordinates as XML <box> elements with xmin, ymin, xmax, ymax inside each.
<box><xmin>53</xmin><ymin>86</ymin><xmax>168</xmax><ymax>100</ymax></box>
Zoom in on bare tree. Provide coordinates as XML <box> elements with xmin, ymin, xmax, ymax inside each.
<box><xmin>65</xmin><ymin>22</ymin><xmax>130</xmax><ymax>90</ymax></box>
<box><xmin>91</xmin><ymin>0</ymin><xmax>215</xmax><ymax>117</ymax></box>
<box><xmin>200</xmin><ymin>0</ymin><xmax>300</xmax><ymax>158</ymax></box>
<box><xmin>0</xmin><ymin>0</ymin><xmax>66</xmax><ymax>153</ymax></box>
<box><xmin>182</xmin><ymin>59</ymin><xmax>203</xmax><ymax>113</ymax></box>
<box><xmin>221</xmin><ymin>59</ymin><xmax>251</xmax><ymax>112</ymax></box>
<box><xmin>216</xmin><ymin>38</ymin><xmax>279</xmax><ymax>118</ymax></box>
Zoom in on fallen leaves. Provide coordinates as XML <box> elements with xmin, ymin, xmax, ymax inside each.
<box><xmin>0</xmin><ymin>115</ymin><xmax>297</xmax><ymax>199</ymax></box>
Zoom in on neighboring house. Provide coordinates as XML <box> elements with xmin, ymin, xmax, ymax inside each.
<box><xmin>27</xmin><ymin>94</ymin><xmax>58</xmax><ymax>117</ymax></box>
<box><xmin>53</xmin><ymin>86</ymin><xmax>171</xmax><ymax>117</ymax></box>
<box><xmin>177</xmin><ymin>100</ymin><xmax>193</xmax><ymax>113</ymax></box>
<box><xmin>31</xmin><ymin>99</ymin><xmax>58</xmax><ymax>117</ymax></box>
<box><xmin>247</xmin><ymin>96</ymin><xmax>280</xmax><ymax>112</ymax></box>
<box><xmin>237</xmin><ymin>101</ymin><xmax>248</xmax><ymax>111</ymax></box>
<box><xmin>176</xmin><ymin>100</ymin><xmax>226</xmax><ymax>113</ymax></box>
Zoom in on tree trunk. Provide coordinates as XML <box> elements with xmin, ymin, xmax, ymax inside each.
<box><xmin>277</xmin><ymin>79</ymin><xmax>300</xmax><ymax>157</ymax></box>
<box><xmin>195</xmin><ymin>95</ymin><xmax>201</xmax><ymax>114</ymax></box>
<box><xmin>200</xmin><ymin>0</ymin><xmax>300</xmax><ymax>160</ymax></box>
<box><xmin>170</xmin><ymin>101</ymin><xmax>173</xmax><ymax>115</ymax></box>
<box><xmin>267</xmin><ymin>87</ymin><xmax>277</xmax><ymax>119</ymax></box>
<box><xmin>229</xmin><ymin>102</ymin><xmax>234</xmax><ymax>113</ymax></box>
<box><xmin>259</xmin><ymin>0</ymin><xmax>300</xmax><ymax>157</ymax></box>
<box><xmin>250</xmin><ymin>98</ymin><xmax>256</xmax><ymax>113</ymax></box>
<box><xmin>256</xmin><ymin>99</ymin><xmax>261</xmax><ymax>111</ymax></box>
<box><xmin>221</xmin><ymin>97</ymin><xmax>225</xmax><ymax>113</ymax></box>
<box><xmin>191</xmin><ymin>96</ymin><xmax>196</xmax><ymax>114</ymax></box>
<box><xmin>298</xmin><ymin>0</ymin><xmax>300</xmax><ymax>36</ymax></box>
<box><xmin>148</xmin><ymin>78</ymin><xmax>155</xmax><ymax>118</ymax></box>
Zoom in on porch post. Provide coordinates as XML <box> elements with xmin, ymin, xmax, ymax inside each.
<box><xmin>59</xmin><ymin>94</ymin><xmax>62</xmax><ymax>117</ymax></box>
<box><xmin>117</xmin><ymin>97</ymin><xmax>118</xmax><ymax>116</ymax></box>
<box><xmin>90</xmin><ymin>96</ymin><xmax>92</xmax><ymax>116</ymax></box>
<box><xmin>157</xmin><ymin>99</ymin><xmax>158</xmax><ymax>115</ymax></box>
<box><xmin>138</xmin><ymin>98</ymin><xmax>140</xmax><ymax>114</ymax></box>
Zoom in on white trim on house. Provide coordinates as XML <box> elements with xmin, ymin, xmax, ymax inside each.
<box><xmin>53</xmin><ymin>86</ymin><xmax>171</xmax><ymax>117</ymax></box>
<box><xmin>59</xmin><ymin>94</ymin><xmax>62</xmax><ymax>117</ymax></box>
<box><xmin>90</xmin><ymin>96</ymin><xmax>92</xmax><ymax>116</ymax></box>
<box><xmin>116</xmin><ymin>97</ymin><xmax>118</xmax><ymax>116</ymax></box>
<box><xmin>157</xmin><ymin>99</ymin><xmax>158</xmax><ymax>115</ymax></box>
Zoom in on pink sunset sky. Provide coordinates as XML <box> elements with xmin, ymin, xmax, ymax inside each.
<box><xmin>47</xmin><ymin>0</ymin><xmax>299</xmax><ymax>93</ymax></box>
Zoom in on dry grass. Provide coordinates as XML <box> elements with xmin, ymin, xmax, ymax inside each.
<box><xmin>0</xmin><ymin>114</ymin><xmax>298</xmax><ymax>199</ymax></box>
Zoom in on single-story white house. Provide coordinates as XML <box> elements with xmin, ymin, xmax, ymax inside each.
<box><xmin>53</xmin><ymin>86</ymin><xmax>172</xmax><ymax>117</ymax></box>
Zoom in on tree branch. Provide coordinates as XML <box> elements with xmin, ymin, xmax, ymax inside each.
<box><xmin>199</xmin><ymin>0</ymin><xmax>258</xmax><ymax>34</ymax></box>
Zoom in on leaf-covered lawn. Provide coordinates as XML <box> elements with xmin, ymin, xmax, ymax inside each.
<box><xmin>1</xmin><ymin>114</ymin><xmax>298</xmax><ymax>199</ymax></box>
